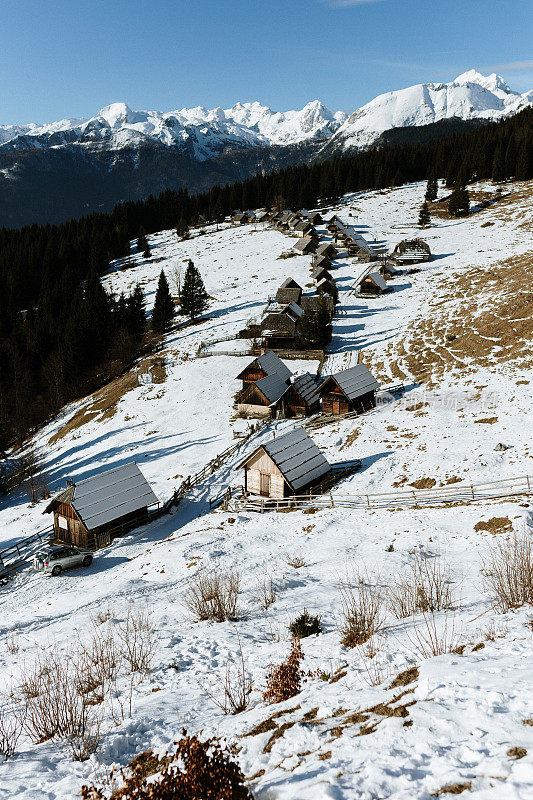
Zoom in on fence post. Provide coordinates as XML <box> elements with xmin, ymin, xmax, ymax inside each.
<box><xmin>330</xmin><ymin>492</ymin><xmax>334</xmax><ymax>508</ymax></box>
<box><xmin>471</xmin><ymin>484</ymin><xmax>475</xmax><ymax>499</ymax></box>
<box><xmin>527</xmin><ymin>476</ymin><xmax>531</xmax><ymax>491</ymax></box>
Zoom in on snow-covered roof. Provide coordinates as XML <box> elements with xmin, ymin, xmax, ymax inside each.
<box><xmin>45</xmin><ymin>463</ymin><xmax>158</xmax><ymax>531</ymax></box>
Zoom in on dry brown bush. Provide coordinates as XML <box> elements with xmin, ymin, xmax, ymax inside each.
<box><xmin>81</xmin><ymin>732</ymin><xmax>253</xmax><ymax>799</ymax></box>
<box><xmin>404</xmin><ymin>607</ymin><xmax>459</xmax><ymax>659</ymax></box>
<box><xmin>117</xmin><ymin>607</ymin><xmax>155</xmax><ymax>676</ymax></box>
<box><xmin>481</xmin><ymin>532</ymin><xmax>533</xmax><ymax>611</ymax></box>
<box><xmin>263</xmin><ymin>638</ymin><xmax>303</xmax><ymax>704</ymax></box>
<box><xmin>284</xmin><ymin>553</ymin><xmax>307</xmax><ymax>569</ymax></box>
<box><xmin>339</xmin><ymin>571</ymin><xmax>384</xmax><ymax>647</ymax></box>
<box><xmin>0</xmin><ymin>696</ymin><xmax>25</xmax><ymax>758</ymax></box>
<box><xmin>255</xmin><ymin>575</ymin><xmax>277</xmax><ymax>610</ymax></box>
<box><xmin>205</xmin><ymin>632</ymin><xmax>252</xmax><ymax>715</ymax></box>
<box><xmin>388</xmin><ymin>552</ymin><xmax>455</xmax><ymax>619</ymax></box>
<box><xmin>21</xmin><ymin>649</ymin><xmax>103</xmax><ymax>760</ymax></box>
<box><xmin>185</xmin><ymin>570</ymin><xmax>241</xmax><ymax>622</ymax></box>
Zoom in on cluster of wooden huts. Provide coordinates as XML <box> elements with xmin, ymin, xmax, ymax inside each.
<box><xmin>235</xmin><ymin>349</ymin><xmax>379</xmax><ymax>420</ymax></box>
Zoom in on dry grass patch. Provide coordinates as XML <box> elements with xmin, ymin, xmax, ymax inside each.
<box><xmin>431</xmin><ymin>782</ymin><xmax>472</xmax><ymax>796</ymax></box>
<box><xmin>49</xmin><ymin>356</ymin><xmax>166</xmax><ymax>445</ymax></box>
<box><xmin>474</xmin><ymin>517</ymin><xmax>512</xmax><ymax>534</ymax></box>
<box><xmin>409</xmin><ymin>477</ymin><xmax>436</xmax><ymax>489</ymax></box>
<box><xmin>482</xmin><ymin>532</ymin><xmax>533</xmax><ymax>611</ymax></box>
<box><xmin>389</xmin><ymin>666</ymin><xmax>419</xmax><ymax>689</ymax></box>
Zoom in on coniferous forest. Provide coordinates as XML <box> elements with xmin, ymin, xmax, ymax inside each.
<box><xmin>0</xmin><ymin>107</ymin><xmax>531</xmax><ymax>449</ymax></box>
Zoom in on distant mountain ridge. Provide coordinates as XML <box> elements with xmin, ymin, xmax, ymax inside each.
<box><xmin>1</xmin><ymin>71</ymin><xmax>531</xmax><ymax>227</ymax></box>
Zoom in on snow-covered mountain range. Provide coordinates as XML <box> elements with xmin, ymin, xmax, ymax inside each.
<box><xmin>1</xmin><ymin>70</ymin><xmax>531</xmax><ymax>160</ymax></box>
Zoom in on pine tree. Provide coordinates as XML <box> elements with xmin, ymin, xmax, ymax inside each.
<box><xmin>418</xmin><ymin>202</ymin><xmax>431</xmax><ymax>228</ymax></box>
<box><xmin>137</xmin><ymin>230</ymin><xmax>151</xmax><ymax>259</ymax></box>
<box><xmin>176</xmin><ymin>217</ymin><xmax>190</xmax><ymax>240</ymax></box>
<box><xmin>152</xmin><ymin>270</ymin><xmax>174</xmax><ymax>334</ymax></box>
<box><xmin>425</xmin><ymin>177</ymin><xmax>438</xmax><ymax>202</ymax></box>
<box><xmin>127</xmin><ymin>283</ymin><xmax>146</xmax><ymax>342</ymax></box>
<box><xmin>448</xmin><ymin>185</ymin><xmax>470</xmax><ymax>217</ymax></box>
<box><xmin>179</xmin><ymin>261</ymin><xmax>209</xmax><ymax>321</ymax></box>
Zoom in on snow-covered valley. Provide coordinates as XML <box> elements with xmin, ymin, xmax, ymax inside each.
<box><xmin>0</xmin><ymin>179</ymin><xmax>532</xmax><ymax>799</ymax></box>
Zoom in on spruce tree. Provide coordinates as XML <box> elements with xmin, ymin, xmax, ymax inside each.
<box><xmin>425</xmin><ymin>177</ymin><xmax>438</xmax><ymax>202</ymax></box>
<box><xmin>152</xmin><ymin>270</ymin><xmax>174</xmax><ymax>334</ymax></box>
<box><xmin>418</xmin><ymin>202</ymin><xmax>431</xmax><ymax>228</ymax></box>
<box><xmin>137</xmin><ymin>230</ymin><xmax>151</xmax><ymax>259</ymax></box>
<box><xmin>448</xmin><ymin>185</ymin><xmax>470</xmax><ymax>217</ymax></box>
<box><xmin>176</xmin><ymin>217</ymin><xmax>190</xmax><ymax>240</ymax></box>
<box><xmin>127</xmin><ymin>283</ymin><xmax>146</xmax><ymax>342</ymax></box>
<box><xmin>179</xmin><ymin>261</ymin><xmax>209</xmax><ymax>321</ymax></box>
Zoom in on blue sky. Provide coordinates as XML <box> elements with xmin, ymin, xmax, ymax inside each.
<box><xmin>3</xmin><ymin>0</ymin><xmax>532</xmax><ymax>122</ymax></box>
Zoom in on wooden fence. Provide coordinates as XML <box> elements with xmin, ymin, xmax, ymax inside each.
<box><xmin>227</xmin><ymin>474</ymin><xmax>533</xmax><ymax>513</ymax></box>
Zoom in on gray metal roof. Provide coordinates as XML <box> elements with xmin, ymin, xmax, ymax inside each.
<box><xmin>360</xmin><ymin>271</ymin><xmax>387</xmax><ymax>291</ymax></box>
<box><xmin>255</xmin><ymin>373</ymin><xmax>291</xmax><ymax>404</ymax></box>
<box><xmin>262</xmin><ymin>427</ymin><xmax>330</xmax><ymax>492</ymax></box>
<box><xmin>256</xmin><ymin>350</ymin><xmax>293</xmax><ymax>381</ymax></box>
<box><xmin>46</xmin><ymin>463</ymin><xmax>158</xmax><ymax>531</ymax></box>
<box><xmin>287</xmin><ymin>373</ymin><xmax>321</xmax><ymax>407</ymax></box>
<box><xmin>326</xmin><ymin>364</ymin><xmax>379</xmax><ymax>400</ymax></box>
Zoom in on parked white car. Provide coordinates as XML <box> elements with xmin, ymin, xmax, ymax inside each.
<box><xmin>33</xmin><ymin>545</ymin><xmax>93</xmax><ymax>576</ymax></box>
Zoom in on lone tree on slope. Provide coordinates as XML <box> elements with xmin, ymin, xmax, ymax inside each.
<box><xmin>448</xmin><ymin>185</ymin><xmax>470</xmax><ymax>217</ymax></box>
<box><xmin>137</xmin><ymin>230</ymin><xmax>151</xmax><ymax>259</ymax></box>
<box><xmin>425</xmin><ymin>177</ymin><xmax>438</xmax><ymax>202</ymax></box>
<box><xmin>152</xmin><ymin>270</ymin><xmax>174</xmax><ymax>334</ymax></box>
<box><xmin>418</xmin><ymin>202</ymin><xmax>431</xmax><ymax>228</ymax></box>
<box><xmin>179</xmin><ymin>260</ymin><xmax>209</xmax><ymax>321</ymax></box>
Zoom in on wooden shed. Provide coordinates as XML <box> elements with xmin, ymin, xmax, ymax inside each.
<box><xmin>308</xmin><ymin>212</ymin><xmax>323</xmax><ymax>225</ymax></box>
<box><xmin>292</xmin><ymin>237</ymin><xmax>317</xmax><ymax>255</ymax></box>
<box><xmin>392</xmin><ymin>238</ymin><xmax>431</xmax><ymax>264</ymax></box>
<box><xmin>261</xmin><ymin>301</ymin><xmax>303</xmax><ymax>347</ymax></box>
<box><xmin>238</xmin><ymin>372</ymin><xmax>291</xmax><ymax>417</ymax></box>
<box><xmin>278</xmin><ymin>373</ymin><xmax>322</xmax><ymax>418</ymax></box>
<box><xmin>312</xmin><ymin>265</ymin><xmax>334</xmax><ymax>285</ymax></box>
<box><xmin>312</xmin><ymin>254</ymin><xmax>332</xmax><ymax>272</ymax></box>
<box><xmin>357</xmin><ymin>270</ymin><xmax>387</xmax><ymax>296</ymax></box>
<box><xmin>316</xmin><ymin>243</ymin><xmax>338</xmax><ymax>260</ymax></box>
<box><xmin>238</xmin><ymin>426</ymin><xmax>330</xmax><ymax>499</ymax></box>
<box><xmin>316</xmin><ymin>277</ymin><xmax>338</xmax><ymax>302</ymax></box>
<box><xmin>300</xmin><ymin>294</ymin><xmax>334</xmax><ymax>319</ymax></box>
<box><xmin>44</xmin><ymin>463</ymin><xmax>159</xmax><ymax>550</ymax></box>
<box><xmin>236</xmin><ymin>350</ymin><xmax>292</xmax><ymax>394</ymax></box>
<box><xmin>276</xmin><ymin>278</ymin><xmax>303</xmax><ymax>305</ymax></box>
<box><xmin>231</xmin><ymin>211</ymin><xmax>252</xmax><ymax>225</ymax></box>
<box><xmin>319</xmin><ymin>364</ymin><xmax>380</xmax><ymax>416</ymax></box>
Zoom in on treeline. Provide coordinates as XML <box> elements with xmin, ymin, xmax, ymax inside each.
<box><xmin>0</xmin><ymin>107</ymin><xmax>531</xmax><ymax>448</ymax></box>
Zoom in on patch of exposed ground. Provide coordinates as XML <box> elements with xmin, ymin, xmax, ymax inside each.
<box><xmin>49</xmin><ymin>356</ymin><xmax>166</xmax><ymax>445</ymax></box>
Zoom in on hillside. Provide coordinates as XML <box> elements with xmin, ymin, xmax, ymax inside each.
<box><xmin>0</xmin><ymin>180</ymin><xmax>532</xmax><ymax>799</ymax></box>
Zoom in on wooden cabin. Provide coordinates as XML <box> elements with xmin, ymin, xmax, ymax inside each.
<box><xmin>316</xmin><ymin>277</ymin><xmax>338</xmax><ymax>302</ymax></box>
<box><xmin>238</xmin><ymin>426</ymin><xmax>330</xmax><ymax>499</ymax></box>
<box><xmin>231</xmin><ymin>211</ymin><xmax>252</xmax><ymax>225</ymax></box>
<box><xmin>277</xmin><ymin>373</ymin><xmax>321</xmax><ymax>418</ymax></box>
<box><xmin>308</xmin><ymin>212</ymin><xmax>323</xmax><ymax>225</ymax></box>
<box><xmin>312</xmin><ymin>265</ymin><xmax>334</xmax><ymax>285</ymax></box>
<box><xmin>292</xmin><ymin>237</ymin><xmax>317</xmax><ymax>255</ymax></box>
<box><xmin>44</xmin><ymin>463</ymin><xmax>159</xmax><ymax>550</ymax></box>
<box><xmin>236</xmin><ymin>350</ymin><xmax>292</xmax><ymax>394</ymax></box>
<box><xmin>392</xmin><ymin>238</ymin><xmax>431</xmax><ymax>264</ymax></box>
<box><xmin>312</xmin><ymin>254</ymin><xmax>332</xmax><ymax>271</ymax></box>
<box><xmin>261</xmin><ymin>301</ymin><xmax>303</xmax><ymax>347</ymax></box>
<box><xmin>357</xmin><ymin>270</ymin><xmax>387</xmax><ymax>296</ymax></box>
<box><xmin>294</xmin><ymin>221</ymin><xmax>315</xmax><ymax>237</ymax></box>
<box><xmin>300</xmin><ymin>294</ymin><xmax>334</xmax><ymax>319</ymax></box>
<box><xmin>276</xmin><ymin>278</ymin><xmax>303</xmax><ymax>305</ymax></box>
<box><xmin>316</xmin><ymin>243</ymin><xmax>338</xmax><ymax>260</ymax></box>
<box><xmin>238</xmin><ymin>372</ymin><xmax>291</xmax><ymax>417</ymax></box>
<box><xmin>319</xmin><ymin>364</ymin><xmax>380</xmax><ymax>416</ymax></box>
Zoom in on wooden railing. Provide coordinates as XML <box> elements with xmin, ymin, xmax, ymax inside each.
<box><xmin>0</xmin><ymin>527</ymin><xmax>53</xmax><ymax>583</ymax></box>
<box><xmin>227</xmin><ymin>475</ymin><xmax>533</xmax><ymax>513</ymax></box>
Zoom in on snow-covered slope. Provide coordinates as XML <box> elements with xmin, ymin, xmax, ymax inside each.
<box><xmin>0</xmin><ymin>180</ymin><xmax>532</xmax><ymax>799</ymax></box>
<box><xmin>329</xmin><ymin>69</ymin><xmax>533</xmax><ymax>151</ymax></box>
<box><xmin>1</xmin><ymin>71</ymin><xmax>531</xmax><ymax>161</ymax></box>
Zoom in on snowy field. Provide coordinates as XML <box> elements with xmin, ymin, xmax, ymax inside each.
<box><xmin>0</xmin><ymin>180</ymin><xmax>532</xmax><ymax>799</ymax></box>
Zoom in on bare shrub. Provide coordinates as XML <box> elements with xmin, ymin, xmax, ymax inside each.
<box><xmin>0</xmin><ymin>696</ymin><xmax>25</xmax><ymax>758</ymax></box>
<box><xmin>5</xmin><ymin>630</ymin><xmax>19</xmax><ymax>655</ymax></box>
<box><xmin>117</xmin><ymin>607</ymin><xmax>155</xmax><ymax>676</ymax></box>
<box><xmin>388</xmin><ymin>552</ymin><xmax>455</xmax><ymax>619</ymax></box>
<box><xmin>358</xmin><ymin>635</ymin><xmax>393</xmax><ymax>687</ymax></box>
<box><xmin>255</xmin><ymin>575</ymin><xmax>277</xmax><ymax>610</ymax></box>
<box><xmin>185</xmin><ymin>570</ymin><xmax>241</xmax><ymax>622</ymax></box>
<box><xmin>339</xmin><ymin>571</ymin><xmax>384</xmax><ymax>647</ymax></box>
<box><xmin>205</xmin><ymin>632</ymin><xmax>252</xmax><ymax>715</ymax></box>
<box><xmin>94</xmin><ymin>608</ymin><xmax>113</xmax><ymax>625</ymax></box>
<box><xmin>81</xmin><ymin>732</ymin><xmax>253</xmax><ymax>800</ymax></box>
<box><xmin>481</xmin><ymin>532</ymin><xmax>533</xmax><ymax>611</ymax></box>
<box><xmin>263</xmin><ymin>638</ymin><xmax>303</xmax><ymax>704</ymax></box>
<box><xmin>284</xmin><ymin>553</ymin><xmax>307</xmax><ymax>569</ymax></box>
<box><xmin>404</xmin><ymin>607</ymin><xmax>459</xmax><ymax>659</ymax></box>
<box><xmin>21</xmin><ymin>649</ymin><xmax>102</xmax><ymax>760</ymax></box>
